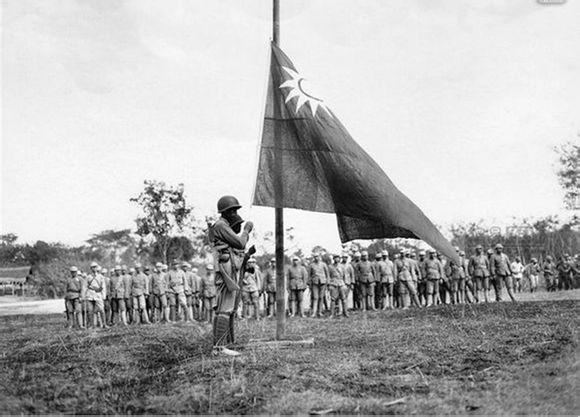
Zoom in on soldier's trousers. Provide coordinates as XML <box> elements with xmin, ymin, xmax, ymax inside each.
<box><xmin>214</xmin><ymin>276</ymin><xmax>237</xmax><ymax>346</ymax></box>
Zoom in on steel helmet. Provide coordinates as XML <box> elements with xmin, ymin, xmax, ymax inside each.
<box><xmin>217</xmin><ymin>195</ymin><xmax>241</xmax><ymax>213</ymax></box>
<box><xmin>70</xmin><ymin>266</ymin><xmax>78</xmax><ymax>272</ymax></box>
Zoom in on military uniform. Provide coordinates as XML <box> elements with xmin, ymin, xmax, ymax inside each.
<box><xmin>65</xmin><ymin>269</ymin><xmax>83</xmax><ymax>328</ymax></box>
<box><xmin>150</xmin><ymin>267</ymin><xmax>169</xmax><ymax>323</ymax></box>
<box><xmin>262</xmin><ymin>265</ymin><xmax>277</xmax><ymax>317</ymax></box>
<box><xmin>131</xmin><ymin>270</ymin><xmax>150</xmax><ymax>324</ymax></box>
<box><xmin>356</xmin><ymin>257</ymin><xmax>376</xmax><ymax>311</ymax></box>
<box><xmin>287</xmin><ymin>261</ymin><xmax>308</xmax><ymax>317</ymax></box>
<box><xmin>524</xmin><ymin>261</ymin><xmax>541</xmax><ymax>292</ymax></box>
<box><xmin>241</xmin><ymin>267</ymin><xmax>261</xmax><ymax>319</ymax></box>
<box><xmin>85</xmin><ymin>270</ymin><xmax>105</xmax><ymax>328</ymax></box>
<box><xmin>201</xmin><ymin>266</ymin><xmax>217</xmax><ymax>323</ymax></box>
<box><xmin>394</xmin><ymin>256</ymin><xmax>421</xmax><ymax>308</ymax></box>
<box><xmin>166</xmin><ymin>267</ymin><xmax>190</xmax><ymax>321</ymax></box>
<box><xmin>376</xmin><ymin>257</ymin><xmax>394</xmax><ymax>310</ymax></box>
<box><xmin>309</xmin><ymin>260</ymin><xmax>329</xmax><ymax>317</ymax></box>
<box><xmin>424</xmin><ymin>254</ymin><xmax>444</xmax><ymax>307</ymax></box>
<box><xmin>328</xmin><ymin>259</ymin><xmax>348</xmax><ymax>317</ymax></box>
<box><xmin>469</xmin><ymin>252</ymin><xmax>490</xmax><ymax>302</ymax></box>
<box><xmin>490</xmin><ymin>249</ymin><xmax>515</xmax><ymax>302</ymax></box>
<box><xmin>109</xmin><ymin>269</ymin><xmax>128</xmax><ymax>325</ymax></box>
<box><xmin>338</xmin><ymin>257</ymin><xmax>355</xmax><ymax>310</ymax></box>
<box><xmin>122</xmin><ymin>271</ymin><xmax>133</xmax><ymax>323</ymax></box>
<box><xmin>543</xmin><ymin>259</ymin><xmax>557</xmax><ymax>291</ymax></box>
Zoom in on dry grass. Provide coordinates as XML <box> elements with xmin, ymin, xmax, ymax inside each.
<box><xmin>0</xmin><ymin>295</ymin><xmax>578</xmax><ymax>414</ymax></box>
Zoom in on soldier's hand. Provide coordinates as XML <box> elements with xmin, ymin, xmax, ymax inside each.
<box><xmin>243</xmin><ymin>221</ymin><xmax>254</xmax><ymax>233</ymax></box>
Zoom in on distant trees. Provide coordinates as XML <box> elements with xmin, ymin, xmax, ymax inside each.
<box><xmin>554</xmin><ymin>139</ymin><xmax>579</xmax><ymax>210</ymax></box>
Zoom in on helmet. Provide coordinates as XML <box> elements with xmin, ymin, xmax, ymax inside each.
<box><xmin>101</xmin><ymin>268</ymin><xmax>108</xmax><ymax>274</ymax></box>
<box><xmin>70</xmin><ymin>266</ymin><xmax>78</xmax><ymax>272</ymax></box>
<box><xmin>155</xmin><ymin>262</ymin><xmax>163</xmax><ymax>268</ymax></box>
<box><xmin>382</xmin><ymin>250</ymin><xmax>389</xmax><ymax>256</ymax></box>
<box><xmin>375</xmin><ymin>253</ymin><xmax>382</xmax><ymax>259</ymax></box>
<box><xmin>353</xmin><ymin>252</ymin><xmax>361</xmax><ymax>258</ymax></box>
<box><xmin>206</xmin><ymin>264</ymin><xmax>215</xmax><ymax>271</ymax></box>
<box><xmin>217</xmin><ymin>195</ymin><xmax>241</xmax><ymax>213</ymax></box>
<box><xmin>419</xmin><ymin>250</ymin><xmax>426</xmax><ymax>256</ymax></box>
<box><xmin>495</xmin><ymin>243</ymin><xmax>503</xmax><ymax>249</ymax></box>
<box><xmin>475</xmin><ymin>244</ymin><xmax>483</xmax><ymax>250</ymax></box>
<box><xmin>90</xmin><ymin>262</ymin><xmax>99</xmax><ymax>268</ymax></box>
<box><xmin>114</xmin><ymin>265</ymin><xmax>121</xmax><ymax>271</ymax></box>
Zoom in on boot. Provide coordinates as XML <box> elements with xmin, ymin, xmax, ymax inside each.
<box><xmin>75</xmin><ymin>312</ymin><xmax>84</xmax><ymax>329</ymax></box>
<box><xmin>121</xmin><ymin>311</ymin><xmax>128</xmax><ymax>326</ymax></box>
<box><xmin>310</xmin><ymin>301</ymin><xmax>318</xmax><ymax>318</ymax></box>
<box><xmin>169</xmin><ymin>306</ymin><xmax>176</xmax><ymax>322</ymax></box>
<box><xmin>142</xmin><ymin>309</ymin><xmax>151</xmax><ymax>324</ymax></box>
<box><xmin>341</xmin><ymin>300</ymin><xmax>348</xmax><ymax>318</ymax></box>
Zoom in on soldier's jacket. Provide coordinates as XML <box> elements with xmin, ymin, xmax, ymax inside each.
<box><xmin>263</xmin><ymin>267</ymin><xmax>276</xmax><ymax>293</ymax></box>
<box><xmin>407</xmin><ymin>258</ymin><xmax>421</xmax><ymax>281</ymax></box>
<box><xmin>460</xmin><ymin>257</ymin><xmax>470</xmax><ymax>278</ymax></box>
<box><xmin>122</xmin><ymin>274</ymin><xmax>133</xmax><ymax>298</ymax></box>
<box><xmin>351</xmin><ymin>260</ymin><xmax>361</xmax><ymax>283</ymax></box>
<box><xmin>184</xmin><ymin>271</ymin><xmax>197</xmax><ymax>295</ymax></box>
<box><xmin>511</xmin><ymin>261</ymin><xmax>524</xmax><ymax>279</ymax></box>
<box><xmin>375</xmin><ymin>260</ymin><xmax>394</xmax><ymax>283</ymax></box>
<box><xmin>556</xmin><ymin>261</ymin><xmax>572</xmax><ymax>277</ymax></box>
<box><xmin>210</xmin><ymin>217</ymin><xmax>250</xmax><ymax>287</ymax></box>
<box><xmin>356</xmin><ymin>260</ymin><xmax>375</xmax><ymax>283</ymax></box>
<box><xmin>542</xmin><ymin>261</ymin><xmax>556</xmax><ymax>276</ymax></box>
<box><xmin>445</xmin><ymin>260</ymin><xmax>465</xmax><ymax>280</ymax></box>
<box><xmin>309</xmin><ymin>262</ymin><xmax>329</xmax><ymax>285</ymax></box>
<box><xmin>338</xmin><ymin>262</ymin><xmax>356</xmax><ymax>286</ymax></box>
<box><xmin>490</xmin><ymin>253</ymin><xmax>512</xmax><ymax>277</ymax></box>
<box><xmin>424</xmin><ymin>258</ymin><xmax>444</xmax><ymax>280</ymax></box>
<box><xmin>65</xmin><ymin>275</ymin><xmax>83</xmax><ymax>300</ymax></box>
<box><xmin>167</xmin><ymin>269</ymin><xmax>186</xmax><ymax>294</ymax></box>
<box><xmin>131</xmin><ymin>272</ymin><xmax>149</xmax><ymax>296</ymax></box>
<box><xmin>242</xmin><ymin>271</ymin><xmax>260</xmax><ymax>293</ymax></box>
<box><xmin>286</xmin><ymin>265</ymin><xmax>308</xmax><ymax>290</ymax></box>
<box><xmin>85</xmin><ymin>273</ymin><xmax>104</xmax><ymax>301</ymax></box>
<box><xmin>201</xmin><ymin>272</ymin><xmax>217</xmax><ymax>298</ymax></box>
<box><xmin>468</xmin><ymin>254</ymin><xmax>490</xmax><ymax>278</ymax></box>
<box><xmin>102</xmin><ymin>275</ymin><xmax>110</xmax><ymax>299</ymax></box>
<box><xmin>328</xmin><ymin>263</ymin><xmax>346</xmax><ymax>287</ymax></box>
<box><xmin>393</xmin><ymin>258</ymin><xmax>413</xmax><ymax>282</ymax></box>
<box><xmin>524</xmin><ymin>263</ymin><xmax>541</xmax><ymax>277</ymax></box>
<box><xmin>150</xmin><ymin>272</ymin><xmax>167</xmax><ymax>295</ymax></box>
<box><xmin>109</xmin><ymin>274</ymin><xmax>126</xmax><ymax>299</ymax></box>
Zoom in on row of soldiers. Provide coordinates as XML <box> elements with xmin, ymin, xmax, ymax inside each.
<box><xmin>64</xmin><ymin>261</ymin><xmax>217</xmax><ymax>329</ymax></box>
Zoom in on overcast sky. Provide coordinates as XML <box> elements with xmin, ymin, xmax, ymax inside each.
<box><xmin>1</xmin><ymin>0</ymin><xmax>579</xmax><ymax>253</ymax></box>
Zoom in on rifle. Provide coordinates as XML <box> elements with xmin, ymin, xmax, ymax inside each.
<box><xmin>233</xmin><ymin>245</ymin><xmax>256</xmax><ymax>313</ymax></box>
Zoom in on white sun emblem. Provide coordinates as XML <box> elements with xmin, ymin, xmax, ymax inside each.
<box><xmin>279</xmin><ymin>66</ymin><xmax>330</xmax><ymax>118</ymax></box>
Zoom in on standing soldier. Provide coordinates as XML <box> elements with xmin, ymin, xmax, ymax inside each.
<box><xmin>381</xmin><ymin>250</ymin><xmax>395</xmax><ymax>310</ymax></box>
<box><xmin>182</xmin><ymin>262</ymin><xmax>197</xmax><ymax>321</ymax></box>
<box><xmin>436</xmin><ymin>252</ymin><xmax>449</xmax><ymax>304</ymax></box>
<box><xmin>85</xmin><ymin>262</ymin><xmax>106</xmax><ymax>328</ymax></box>
<box><xmin>122</xmin><ymin>266</ymin><xmax>133</xmax><ymax>324</ymax></box>
<box><xmin>417</xmin><ymin>251</ymin><xmax>428</xmax><ymax>306</ymax></box>
<box><xmin>287</xmin><ymin>256</ymin><xmax>308</xmax><ymax>317</ymax></box>
<box><xmin>460</xmin><ymin>250</ymin><xmax>478</xmax><ymax>303</ymax></box>
<box><xmin>201</xmin><ymin>264</ymin><xmax>217</xmax><ymax>323</ymax></box>
<box><xmin>209</xmin><ymin>195</ymin><xmax>254</xmax><ymax>356</ymax></box>
<box><xmin>424</xmin><ymin>249</ymin><xmax>444</xmax><ymax>307</ymax></box>
<box><xmin>351</xmin><ymin>252</ymin><xmax>362</xmax><ymax>310</ymax></box>
<box><xmin>131</xmin><ymin>264</ymin><xmax>151</xmax><ymax>324</ymax></box>
<box><xmin>374</xmin><ymin>252</ymin><xmax>389</xmax><ymax>310</ymax></box>
<box><xmin>109</xmin><ymin>266</ymin><xmax>128</xmax><ymax>325</ymax></box>
<box><xmin>308</xmin><ymin>253</ymin><xmax>330</xmax><ymax>317</ymax></box>
<box><xmin>543</xmin><ymin>255</ymin><xmax>557</xmax><ymax>291</ymax></box>
<box><xmin>191</xmin><ymin>267</ymin><xmax>203</xmax><ymax>320</ymax></box>
<box><xmin>65</xmin><ymin>266</ymin><xmax>84</xmax><ymax>329</ymax></box>
<box><xmin>445</xmin><ymin>256</ymin><xmax>463</xmax><ymax>304</ymax></box>
<box><xmin>101</xmin><ymin>268</ymin><xmax>112</xmax><ymax>326</ymax></box>
<box><xmin>469</xmin><ymin>245</ymin><xmax>490</xmax><ymax>303</ymax></box>
<box><xmin>339</xmin><ymin>253</ymin><xmax>356</xmax><ymax>310</ymax></box>
<box><xmin>328</xmin><ymin>255</ymin><xmax>348</xmax><ymax>318</ymax></box>
<box><xmin>262</xmin><ymin>258</ymin><xmax>277</xmax><ymax>318</ymax></box>
<box><xmin>556</xmin><ymin>255</ymin><xmax>574</xmax><ymax>291</ymax></box>
<box><xmin>511</xmin><ymin>257</ymin><xmax>525</xmax><ymax>293</ymax></box>
<box><xmin>408</xmin><ymin>251</ymin><xmax>421</xmax><ymax>298</ymax></box>
<box><xmin>489</xmin><ymin>244</ymin><xmax>516</xmax><ymax>302</ymax></box>
<box><xmin>524</xmin><ymin>258</ymin><xmax>541</xmax><ymax>292</ymax></box>
<box><xmin>150</xmin><ymin>262</ymin><xmax>169</xmax><ymax>323</ymax></box>
<box><xmin>356</xmin><ymin>251</ymin><xmax>376</xmax><ymax>311</ymax></box>
<box><xmin>394</xmin><ymin>249</ymin><xmax>422</xmax><ymax>308</ymax></box>
<box><xmin>143</xmin><ymin>265</ymin><xmax>153</xmax><ymax>321</ymax></box>
<box><xmin>166</xmin><ymin>260</ymin><xmax>191</xmax><ymax>322</ymax></box>
<box><xmin>241</xmin><ymin>257</ymin><xmax>261</xmax><ymax>320</ymax></box>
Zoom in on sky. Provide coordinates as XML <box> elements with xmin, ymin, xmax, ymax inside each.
<box><xmin>1</xmin><ymin>0</ymin><xmax>579</xmax><ymax>254</ymax></box>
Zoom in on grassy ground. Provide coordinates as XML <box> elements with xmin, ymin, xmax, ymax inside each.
<box><xmin>0</xmin><ymin>295</ymin><xmax>578</xmax><ymax>414</ymax></box>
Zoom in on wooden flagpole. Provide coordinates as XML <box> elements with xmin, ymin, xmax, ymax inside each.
<box><xmin>272</xmin><ymin>0</ymin><xmax>286</xmax><ymax>340</ymax></box>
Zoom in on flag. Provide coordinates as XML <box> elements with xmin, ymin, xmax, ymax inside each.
<box><xmin>252</xmin><ymin>43</ymin><xmax>458</xmax><ymax>262</ymax></box>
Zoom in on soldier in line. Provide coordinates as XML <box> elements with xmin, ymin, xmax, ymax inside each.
<box><xmin>524</xmin><ymin>258</ymin><xmax>541</xmax><ymax>292</ymax></box>
<box><xmin>201</xmin><ymin>264</ymin><xmax>217</xmax><ymax>323</ymax></box>
<box><xmin>262</xmin><ymin>258</ymin><xmax>277</xmax><ymax>318</ymax></box>
<box><xmin>511</xmin><ymin>257</ymin><xmax>524</xmax><ymax>293</ymax></box>
<box><xmin>351</xmin><ymin>252</ymin><xmax>362</xmax><ymax>310</ymax></box>
<box><xmin>375</xmin><ymin>252</ymin><xmax>392</xmax><ymax>310</ymax></box>
<box><xmin>131</xmin><ymin>264</ymin><xmax>150</xmax><ymax>324</ymax></box>
<box><xmin>65</xmin><ymin>266</ymin><xmax>84</xmax><ymax>329</ymax></box>
<box><xmin>308</xmin><ymin>253</ymin><xmax>329</xmax><ymax>317</ymax></box>
<box><xmin>543</xmin><ymin>255</ymin><xmax>557</xmax><ymax>291</ymax></box>
<box><xmin>241</xmin><ymin>257</ymin><xmax>261</xmax><ymax>320</ymax></box>
<box><xmin>408</xmin><ymin>251</ymin><xmax>421</xmax><ymax>305</ymax></box>
<box><xmin>287</xmin><ymin>256</ymin><xmax>308</xmax><ymax>317</ymax></box>
<box><xmin>121</xmin><ymin>266</ymin><xmax>133</xmax><ymax>324</ymax></box>
<box><xmin>339</xmin><ymin>253</ymin><xmax>355</xmax><ymax>310</ymax></box>
<box><xmin>209</xmin><ymin>195</ymin><xmax>254</xmax><ymax>356</ymax></box>
<box><xmin>149</xmin><ymin>262</ymin><xmax>168</xmax><ymax>323</ymax></box>
<box><xmin>489</xmin><ymin>244</ymin><xmax>516</xmax><ymax>302</ymax></box>
<box><xmin>469</xmin><ymin>245</ymin><xmax>490</xmax><ymax>303</ymax></box>
<box><xmin>436</xmin><ymin>252</ymin><xmax>449</xmax><ymax>304</ymax></box>
<box><xmin>143</xmin><ymin>266</ymin><xmax>153</xmax><ymax>321</ymax></box>
<box><xmin>417</xmin><ymin>251</ymin><xmax>428</xmax><ymax>306</ymax></box>
<box><xmin>101</xmin><ymin>268</ymin><xmax>112</xmax><ymax>326</ymax></box>
<box><xmin>85</xmin><ymin>262</ymin><xmax>106</xmax><ymax>328</ymax></box>
<box><xmin>460</xmin><ymin>250</ymin><xmax>478</xmax><ymax>303</ymax></box>
<box><xmin>356</xmin><ymin>251</ymin><xmax>376</xmax><ymax>311</ymax></box>
<box><xmin>445</xmin><ymin>256</ymin><xmax>464</xmax><ymax>304</ymax></box>
<box><xmin>166</xmin><ymin>260</ymin><xmax>191</xmax><ymax>322</ymax></box>
<box><xmin>181</xmin><ymin>262</ymin><xmax>197</xmax><ymax>321</ymax></box>
<box><xmin>328</xmin><ymin>254</ymin><xmax>348</xmax><ymax>318</ymax></box>
<box><xmin>109</xmin><ymin>266</ymin><xmax>127</xmax><ymax>325</ymax></box>
<box><xmin>556</xmin><ymin>255</ymin><xmax>577</xmax><ymax>291</ymax></box>
<box><xmin>424</xmin><ymin>249</ymin><xmax>444</xmax><ymax>307</ymax></box>
<box><xmin>394</xmin><ymin>249</ymin><xmax>422</xmax><ymax>308</ymax></box>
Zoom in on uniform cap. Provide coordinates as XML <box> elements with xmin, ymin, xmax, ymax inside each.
<box><xmin>121</xmin><ymin>265</ymin><xmax>127</xmax><ymax>270</ymax></box>
<box><xmin>101</xmin><ymin>268</ymin><xmax>108</xmax><ymax>274</ymax></box>
<box><xmin>531</xmin><ymin>257</ymin><xmax>537</xmax><ymax>262</ymax></box>
<box><xmin>217</xmin><ymin>195</ymin><xmax>241</xmax><ymax>213</ymax></box>
<box><xmin>248</xmin><ymin>257</ymin><xmax>257</xmax><ymax>263</ymax></box>
<box><xmin>361</xmin><ymin>251</ymin><xmax>368</xmax><ymax>256</ymax></box>
<box><xmin>129</xmin><ymin>268</ymin><xmax>136</xmax><ymax>274</ymax></box>
<box><xmin>399</xmin><ymin>248</ymin><xmax>406</xmax><ymax>254</ymax></box>
<box><xmin>419</xmin><ymin>250</ymin><xmax>426</xmax><ymax>256</ymax></box>
<box><xmin>292</xmin><ymin>256</ymin><xmax>300</xmax><ymax>261</ymax></box>
<box><xmin>70</xmin><ymin>266</ymin><xmax>78</xmax><ymax>272</ymax></box>
<box><xmin>495</xmin><ymin>243</ymin><xmax>503</xmax><ymax>249</ymax></box>
<box><xmin>475</xmin><ymin>244</ymin><xmax>483</xmax><ymax>250</ymax></box>
<box><xmin>143</xmin><ymin>266</ymin><xmax>150</xmax><ymax>271</ymax></box>
<box><xmin>375</xmin><ymin>253</ymin><xmax>382</xmax><ymax>259</ymax></box>
<box><xmin>134</xmin><ymin>263</ymin><xmax>142</xmax><ymax>269</ymax></box>
<box><xmin>90</xmin><ymin>262</ymin><xmax>99</xmax><ymax>268</ymax></box>
<box><xmin>182</xmin><ymin>262</ymin><xmax>191</xmax><ymax>268</ymax></box>
<box><xmin>155</xmin><ymin>262</ymin><xmax>163</xmax><ymax>268</ymax></box>
<box><xmin>206</xmin><ymin>264</ymin><xmax>215</xmax><ymax>270</ymax></box>
<box><xmin>341</xmin><ymin>253</ymin><xmax>349</xmax><ymax>258</ymax></box>
<box><xmin>428</xmin><ymin>249</ymin><xmax>436</xmax><ymax>254</ymax></box>
<box><xmin>114</xmin><ymin>265</ymin><xmax>121</xmax><ymax>271</ymax></box>
<box><xmin>459</xmin><ymin>251</ymin><xmax>465</xmax><ymax>256</ymax></box>
<box><xmin>354</xmin><ymin>252</ymin><xmax>361</xmax><ymax>258</ymax></box>
<box><xmin>382</xmin><ymin>250</ymin><xmax>389</xmax><ymax>256</ymax></box>
<box><xmin>487</xmin><ymin>249</ymin><xmax>494</xmax><ymax>254</ymax></box>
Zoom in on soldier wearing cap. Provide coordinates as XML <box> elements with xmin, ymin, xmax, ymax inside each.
<box><xmin>355</xmin><ymin>251</ymin><xmax>376</xmax><ymax>311</ymax></box>
<box><xmin>166</xmin><ymin>260</ymin><xmax>191</xmax><ymax>322</ymax></box>
<box><xmin>121</xmin><ymin>265</ymin><xmax>133</xmax><ymax>324</ymax></box>
<box><xmin>416</xmin><ymin>250</ymin><xmax>428</xmax><ymax>306</ymax></box>
<box><xmin>241</xmin><ymin>257</ymin><xmax>261</xmax><ymax>320</ymax></box>
<box><xmin>445</xmin><ymin>250</ymin><xmax>465</xmax><ymax>305</ymax></box>
<box><xmin>510</xmin><ymin>256</ymin><xmax>525</xmax><ymax>293</ymax></box>
<box><xmin>338</xmin><ymin>253</ymin><xmax>355</xmax><ymax>310</ymax></box>
<box><xmin>351</xmin><ymin>251</ymin><xmax>362</xmax><ymax>310</ymax></box>
<box><xmin>84</xmin><ymin>262</ymin><xmax>106</xmax><ymax>328</ymax></box>
<box><xmin>524</xmin><ymin>257</ymin><xmax>541</xmax><ymax>293</ymax></box>
<box><xmin>208</xmin><ymin>195</ymin><xmax>254</xmax><ymax>356</ymax></box>
<box><xmin>191</xmin><ymin>267</ymin><xmax>203</xmax><ymax>320</ymax></box>
<box><xmin>131</xmin><ymin>263</ymin><xmax>151</xmax><ymax>324</ymax></box>
<box><xmin>100</xmin><ymin>268</ymin><xmax>112</xmax><ymax>326</ymax></box>
<box><xmin>308</xmin><ymin>253</ymin><xmax>330</xmax><ymax>317</ymax></box>
<box><xmin>262</xmin><ymin>258</ymin><xmax>277</xmax><ymax>318</ymax></box>
<box><xmin>65</xmin><ymin>266</ymin><xmax>84</xmax><ymax>328</ymax></box>
<box><xmin>424</xmin><ymin>249</ymin><xmax>444</xmax><ymax>307</ymax></box>
<box><xmin>287</xmin><ymin>256</ymin><xmax>308</xmax><ymax>317</ymax></box>
<box><xmin>201</xmin><ymin>263</ymin><xmax>217</xmax><ymax>323</ymax></box>
<box><xmin>490</xmin><ymin>243</ymin><xmax>516</xmax><ymax>302</ymax></box>
<box><xmin>181</xmin><ymin>262</ymin><xmax>198</xmax><ymax>321</ymax></box>
<box><xmin>328</xmin><ymin>255</ymin><xmax>348</xmax><ymax>318</ymax></box>
<box><xmin>373</xmin><ymin>252</ymin><xmax>390</xmax><ymax>310</ymax></box>
<box><xmin>468</xmin><ymin>245</ymin><xmax>490</xmax><ymax>303</ymax></box>
<box><xmin>109</xmin><ymin>265</ymin><xmax>128</xmax><ymax>325</ymax></box>
<box><xmin>542</xmin><ymin>255</ymin><xmax>557</xmax><ymax>291</ymax></box>
<box><xmin>394</xmin><ymin>249</ymin><xmax>422</xmax><ymax>309</ymax></box>
<box><xmin>149</xmin><ymin>262</ymin><xmax>169</xmax><ymax>323</ymax></box>
<box><xmin>459</xmin><ymin>250</ymin><xmax>477</xmax><ymax>303</ymax></box>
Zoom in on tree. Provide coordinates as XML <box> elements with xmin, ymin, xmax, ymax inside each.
<box><xmin>131</xmin><ymin>180</ymin><xmax>195</xmax><ymax>264</ymax></box>
<box><xmin>554</xmin><ymin>139</ymin><xmax>579</xmax><ymax>210</ymax></box>
<box><xmin>0</xmin><ymin>233</ymin><xmax>18</xmax><ymax>246</ymax></box>
<box><xmin>86</xmin><ymin>229</ymin><xmax>137</xmax><ymax>266</ymax></box>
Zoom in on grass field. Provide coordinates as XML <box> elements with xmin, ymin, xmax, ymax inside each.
<box><xmin>0</xmin><ymin>293</ymin><xmax>578</xmax><ymax>414</ymax></box>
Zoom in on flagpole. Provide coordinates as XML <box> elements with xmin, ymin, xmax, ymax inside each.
<box><xmin>272</xmin><ymin>0</ymin><xmax>285</xmax><ymax>340</ymax></box>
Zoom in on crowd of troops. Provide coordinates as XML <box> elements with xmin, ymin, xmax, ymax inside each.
<box><xmin>64</xmin><ymin>244</ymin><xmax>578</xmax><ymax>329</ymax></box>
